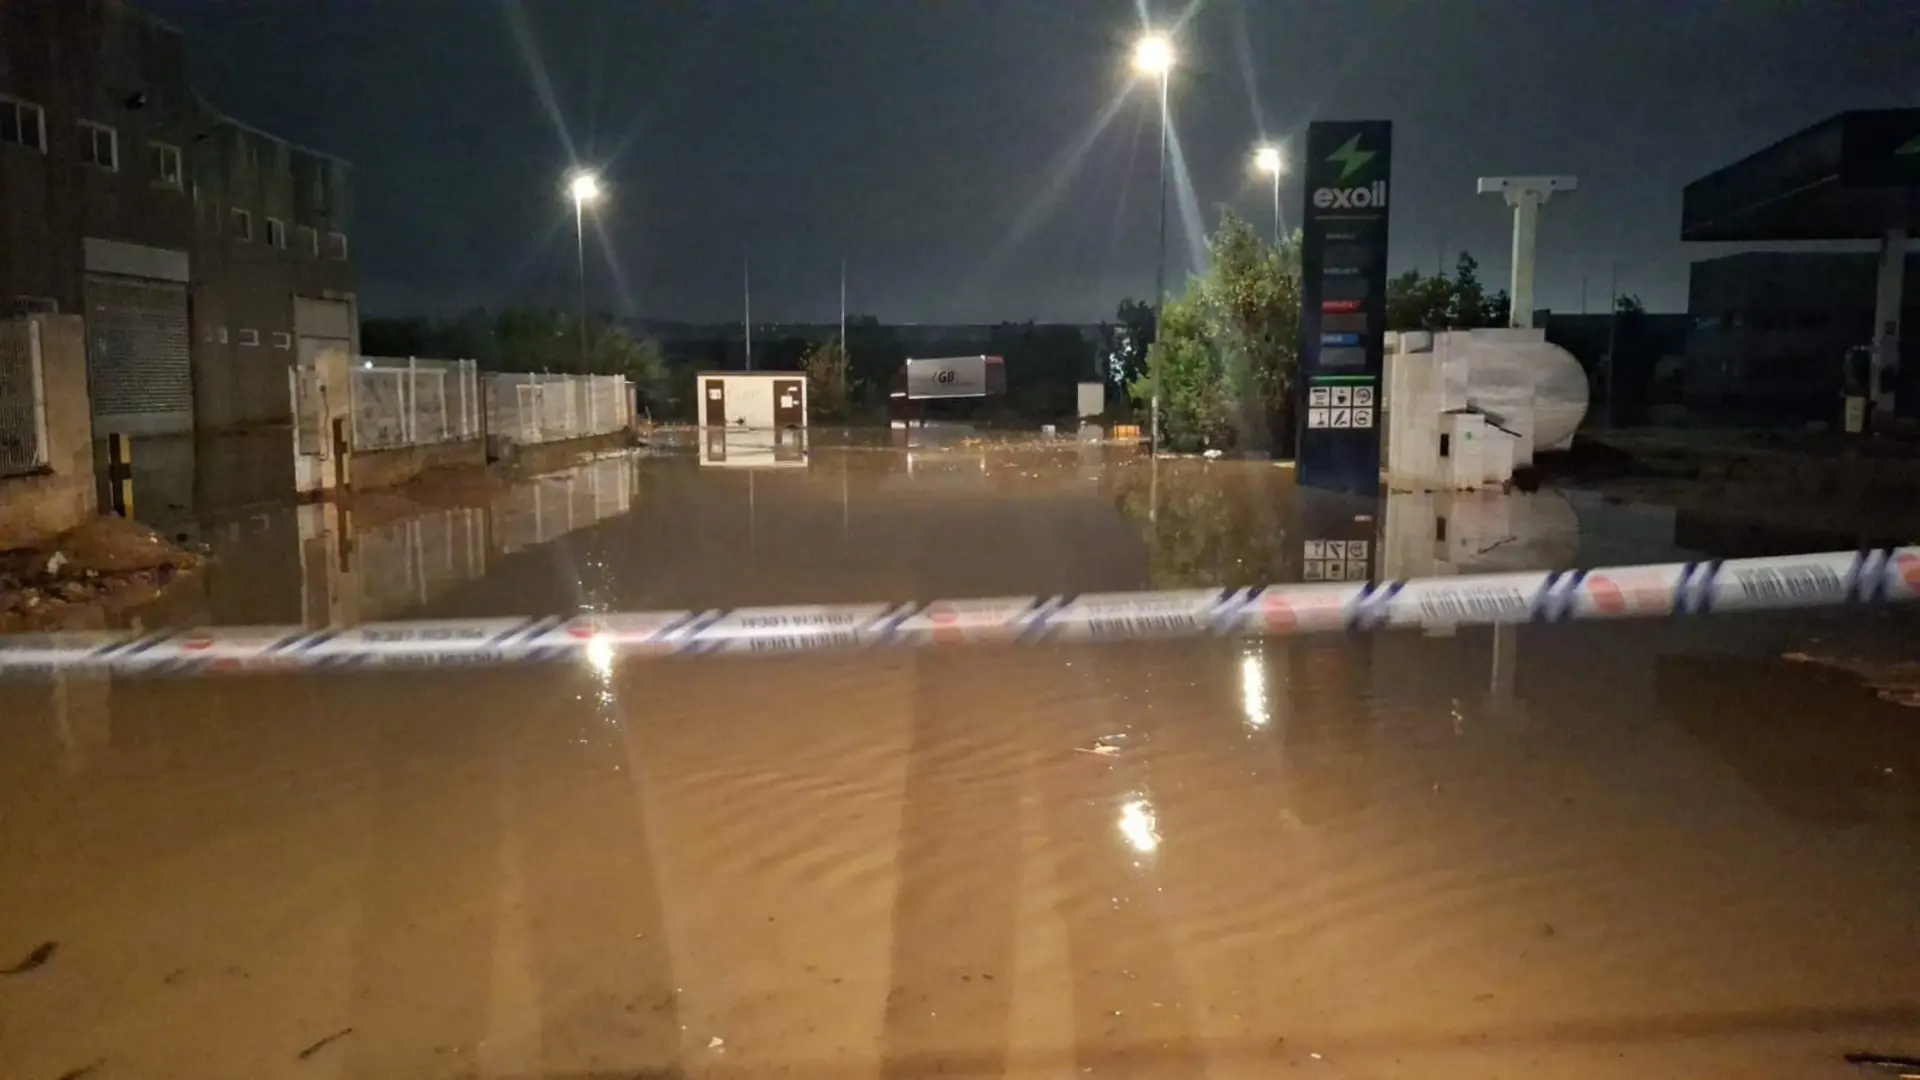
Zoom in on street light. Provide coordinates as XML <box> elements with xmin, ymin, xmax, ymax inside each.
<box><xmin>1133</xmin><ymin>32</ymin><xmax>1173</xmax><ymax>454</ymax></box>
<box><xmin>566</xmin><ymin>169</ymin><xmax>601</xmax><ymax>362</ymax></box>
<box><xmin>1254</xmin><ymin>144</ymin><xmax>1285</xmax><ymax>246</ymax></box>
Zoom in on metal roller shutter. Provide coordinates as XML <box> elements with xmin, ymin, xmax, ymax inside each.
<box><xmin>83</xmin><ymin>274</ymin><xmax>191</xmax><ymax>421</ymax></box>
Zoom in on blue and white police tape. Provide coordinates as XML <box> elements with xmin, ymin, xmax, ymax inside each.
<box><xmin>1</xmin><ymin>547</ymin><xmax>1915</xmax><ymax>679</ymax></box>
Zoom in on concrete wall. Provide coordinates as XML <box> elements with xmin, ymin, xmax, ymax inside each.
<box><xmin>0</xmin><ymin>1</ymin><xmax>197</xmax><ymax>315</ymax></box>
<box><xmin>0</xmin><ymin>316</ymin><xmax>96</xmax><ymax>544</ymax></box>
<box><xmin>189</xmin><ymin>119</ymin><xmax>356</xmax><ymax>430</ymax></box>
<box><xmin>350</xmin><ymin>437</ymin><xmax>484</xmax><ymax>492</ymax></box>
<box><xmin>0</xmin><ymin>0</ymin><xmax>357</xmax><ymax>433</ymax></box>
<box><xmin>507</xmin><ymin>430</ymin><xmax>632</xmax><ymax>476</ymax></box>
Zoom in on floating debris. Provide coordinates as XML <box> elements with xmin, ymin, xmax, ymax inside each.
<box><xmin>296</xmin><ymin>1028</ymin><xmax>354</xmax><ymax>1060</ymax></box>
<box><xmin>2</xmin><ymin>940</ymin><xmax>55</xmax><ymax>975</ymax></box>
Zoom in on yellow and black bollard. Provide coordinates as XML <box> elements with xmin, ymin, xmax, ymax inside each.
<box><xmin>106</xmin><ymin>433</ymin><xmax>134</xmax><ymax>518</ymax></box>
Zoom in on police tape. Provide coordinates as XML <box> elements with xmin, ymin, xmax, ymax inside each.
<box><xmin>2</xmin><ymin>547</ymin><xmax>1916</xmax><ymax>679</ymax></box>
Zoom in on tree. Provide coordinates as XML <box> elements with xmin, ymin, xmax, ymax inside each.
<box><xmin>1129</xmin><ymin>209</ymin><xmax>1302</xmax><ymax>453</ymax></box>
<box><xmin>584</xmin><ymin>323</ymin><xmax>668</xmax><ymax>405</ymax></box>
<box><xmin>803</xmin><ymin>339</ymin><xmax>851</xmax><ymax>421</ymax></box>
<box><xmin>1106</xmin><ymin>298</ymin><xmax>1156</xmax><ymax>390</ymax></box>
<box><xmin>993</xmin><ymin>321</ymin><xmax>1096</xmax><ymax>421</ymax></box>
<box><xmin>1481</xmin><ymin>288</ymin><xmax>1512</xmax><ymax>328</ymax></box>
<box><xmin>1450</xmin><ymin>252</ymin><xmax>1488</xmax><ymax>328</ymax></box>
<box><xmin>1386</xmin><ymin>268</ymin><xmax>1455</xmax><ymax>331</ymax></box>
<box><xmin>1384</xmin><ymin>252</ymin><xmax>1510</xmax><ymax>331</ymax></box>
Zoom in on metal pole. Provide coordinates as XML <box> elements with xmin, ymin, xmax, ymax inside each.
<box><xmin>1270</xmin><ymin>168</ymin><xmax>1281</xmax><ymax>247</ymax></box>
<box><xmin>1150</xmin><ymin>69</ymin><xmax>1169</xmax><ymax>453</ymax></box>
<box><xmin>574</xmin><ymin>198</ymin><xmax>588</xmax><ymax>367</ymax></box>
<box><xmin>1605</xmin><ymin>261</ymin><xmax>1619</xmax><ymax>427</ymax></box>
<box><xmin>743</xmin><ymin>247</ymin><xmax>753</xmax><ymax>371</ymax></box>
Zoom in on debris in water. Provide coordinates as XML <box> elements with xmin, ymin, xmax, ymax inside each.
<box><xmin>1202</xmin><ymin>449</ymin><xmax>1223</xmax><ymax>460</ymax></box>
<box><xmin>2</xmin><ymin>940</ymin><xmax>55</xmax><ymax>975</ymax></box>
<box><xmin>1843</xmin><ymin>1051</ymin><xmax>1920</xmax><ymax>1078</ymax></box>
<box><xmin>1075</xmin><ymin>733</ymin><xmax>1128</xmax><ymax>758</ymax></box>
<box><xmin>708</xmin><ymin>1036</ymin><xmax>726</xmax><ymax>1050</ymax></box>
<box><xmin>44</xmin><ymin>551</ymin><xmax>68</xmax><ymax>574</ymax></box>
<box><xmin>296</xmin><ymin>1028</ymin><xmax>354</xmax><ymax>1060</ymax></box>
<box><xmin>54</xmin><ymin>1061</ymin><xmax>102</xmax><ymax>1080</ymax></box>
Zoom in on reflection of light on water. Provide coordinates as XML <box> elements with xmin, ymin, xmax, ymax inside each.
<box><xmin>1239</xmin><ymin>647</ymin><xmax>1269</xmax><ymax>730</ymax></box>
<box><xmin>585</xmin><ymin>634</ymin><xmax>616</xmax><ymax>681</ymax></box>
<box><xmin>1118</xmin><ymin>797</ymin><xmax>1160</xmax><ymax>854</ymax></box>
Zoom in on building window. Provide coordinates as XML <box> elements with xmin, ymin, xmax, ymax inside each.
<box><xmin>231</xmin><ymin>208</ymin><xmax>252</xmax><ymax>241</ymax></box>
<box><xmin>217</xmin><ymin>326</ymin><xmax>229</xmax><ymax>344</ymax></box>
<box><xmin>149</xmin><ymin>141</ymin><xmax>182</xmax><ymax>188</ymax></box>
<box><xmin>237</xmin><ymin>329</ymin><xmax>260</xmax><ymax>347</ymax></box>
<box><xmin>266</xmin><ymin>217</ymin><xmax>287</xmax><ymax>249</ymax></box>
<box><xmin>1</xmin><ymin>96</ymin><xmax>46</xmax><ymax>152</ymax></box>
<box><xmin>326</xmin><ymin>231</ymin><xmax>349</xmax><ymax>260</ymax></box>
<box><xmin>78</xmin><ymin>120</ymin><xmax>117</xmax><ymax>171</ymax></box>
<box><xmin>297</xmin><ymin>225</ymin><xmax>318</xmax><ymax>257</ymax></box>
<box><xmin>271</xmin><ymin>331</ymin><xmax>292</xmax><ymax>350</ymax></box>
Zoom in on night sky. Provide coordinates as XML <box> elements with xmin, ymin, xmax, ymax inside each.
<box><xmin>141</xmin><ymin>0</ymin><xmax>1915</xmax><ymax>323</ymax></box>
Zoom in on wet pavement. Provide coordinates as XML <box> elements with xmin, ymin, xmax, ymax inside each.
<box><xmin>3</xmin><ymin>440</ymin><xmax>1918</xmax><ymax>1078</ymax></box>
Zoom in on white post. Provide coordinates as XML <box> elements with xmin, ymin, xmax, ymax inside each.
<box><xmin>458</xmin><ymin>360</ymin><xmax>471</xmax><ymax>439</ymax></box>
<box><xmin>1506</xmin><ymin>190</ymin><xmax>1540</xmax><ymax>329</ymax></box>
<box><xmin>1477</xmin><ymin>176</ymin><xmax>1576</xmax><ymax>331</ymax></box>
<box><xmin>27</xmin><ymin>317</ymin><xmax>48</xmax><ymax>468</ymax></box>
<box><xmin>1874</xmin><ymin>229</ymin><xmax>1906</xmax><ymax>412</ymax></box>
<box><xmin>287</xmin><ymin>366</ymin><xmax>301</xmax><ymax>463</ymax></box>
<box><xmin>405</xmin><ymin>356</ymin><xmax>418</xmax><ymax>446</ymax></box>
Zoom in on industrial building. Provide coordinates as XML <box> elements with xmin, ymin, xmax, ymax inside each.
<box><xmin>1680</xmin><ymin>108</ymin><xmax>1918</xmax><ymax>424</ymax></box>
<box><xmin>0</xmin><ymin>0</ymin><xmax>357</xmax><ymax>435</ymax></box>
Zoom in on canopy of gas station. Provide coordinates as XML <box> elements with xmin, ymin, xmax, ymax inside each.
<box><xmin>1681</xmin><ymin>109</ymin><xmax>1920</xmax><ymax>242</ymax></box>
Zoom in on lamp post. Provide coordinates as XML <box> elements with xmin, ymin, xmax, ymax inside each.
<box><xmin>1133</xmin><ymin>33</ymin><xmax>1173</xmax><ymax>453</ymax></box>
<box><xmin>567</xmin><ymin>170</ymin><xmax>601</xmax><ymax>363</ymax></box>
<box><xmin>1254</xmin><ymin>144</ymin><xmax>1284</xmax><ymax>246</ymax></box>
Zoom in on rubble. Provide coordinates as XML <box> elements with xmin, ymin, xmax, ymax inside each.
<box><xmin>0</xmin><ymin>517</ymin><xmax>204</xmax><ymax>632</ymax></box>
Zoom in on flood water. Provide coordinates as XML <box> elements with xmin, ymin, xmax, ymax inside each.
<box><xmin>3</xmin><ymin>440</ymin><xmax>1918</xmax><ymax>1079</ymax></box>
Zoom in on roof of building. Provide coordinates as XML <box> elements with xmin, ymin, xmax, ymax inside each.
<box><xmin>1681</xmin><ymin>109</ymin><xmax>1920</xmax><ymax>242</ymax></box>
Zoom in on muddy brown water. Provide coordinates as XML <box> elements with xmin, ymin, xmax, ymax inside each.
<box><xmin>2</xmin><ymin>444</ymin><xmax>1917</xmax><ymax>1078</ymax></box>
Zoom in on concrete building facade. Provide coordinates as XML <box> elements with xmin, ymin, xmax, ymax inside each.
<box><xmin>0</xmin><ymin>0</ymin><xmax>355</xmax><ymax>436</ymax></box>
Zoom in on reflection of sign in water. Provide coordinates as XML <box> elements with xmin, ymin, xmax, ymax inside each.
<box><xmin>1302</xmin><ymin>538</ymin><xmax>1370</xmax><ymax>582</ymax></box>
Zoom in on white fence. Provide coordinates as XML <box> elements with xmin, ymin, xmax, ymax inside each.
<box><xmin>0</xmin><ymin>318</ymin><xmax>50</xmax><ymax>477</ymax></box>
<box><xmin>486</xmin><ymin>372</ymin><xmax>631</xmax><ymax>449</ymax></box>
<box><xmin>352</xmin><ymin>357</ymin><xmax>479</xmax><ymax>452</ymax></box>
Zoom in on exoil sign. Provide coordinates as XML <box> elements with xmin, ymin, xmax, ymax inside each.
<box><xmin>1312</xmin><ymin>180</ymin><xmax>1388</xmax><ymax>210</ymax></box>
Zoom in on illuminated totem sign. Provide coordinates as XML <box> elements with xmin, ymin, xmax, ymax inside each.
<box><xmin>1297</xmin><ymin>120</ymin><xmax>1392</xmax><ymax>495</ymax></box>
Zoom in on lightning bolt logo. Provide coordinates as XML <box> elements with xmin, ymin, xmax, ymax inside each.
<box><xmin>1327</xmin><ymin>134</ymin><xmax>1374</xmax><ymax>182</ymax></box>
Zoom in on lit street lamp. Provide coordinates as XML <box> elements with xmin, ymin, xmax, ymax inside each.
<box><xmin>1132</xmin><ymin>33</ymin><xmax>1173</xmax><ymax>454</ymax></box>
<box><xmin>1254</xmin><ymin>144</ymin><xmax>1285</xmax><ymax>245</ymax></box>
<box><xmin>567</xmin><ymin>170</ymin><xmax>601</xmax><ymax>362</ymax></box>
